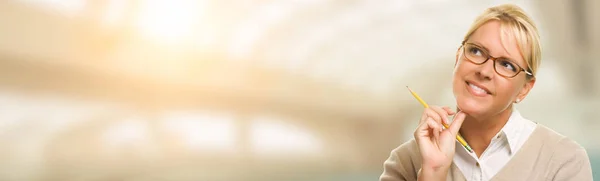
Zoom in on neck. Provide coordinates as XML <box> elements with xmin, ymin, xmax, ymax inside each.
<box><xmin>459</xmin><ymin>106</ymin><xmax>513</xmax><ymax>157</ymax></box>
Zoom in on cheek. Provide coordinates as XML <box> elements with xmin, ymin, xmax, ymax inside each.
<box><xmin>452</xmin><ymin>60</ymin><xmax>473</xmax><ymax>80</ymax></box>
<box><xmin>452</xmin><ymin>61</ymin><xmax>468</xmax><ymax>95</ymax></box>
<box><xmin>494</xmin><ymin>80</ymin><xmax>519</xmax><ymax>101</ymax></box>
<box><xmin>453</xmin><ymin>60</ymin><xmax>466</xmax><ymax>75</ymax></box>
<box><xmin>452</xmin><ymin>63</ymin><xmax>462</xmax><ymax>85</ymax></box>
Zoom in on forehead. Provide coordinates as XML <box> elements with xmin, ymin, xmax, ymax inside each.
<box><xmin>468</xmin><ymin>20</ymin><xmax>525</xmax><ymax>64</ymax></box>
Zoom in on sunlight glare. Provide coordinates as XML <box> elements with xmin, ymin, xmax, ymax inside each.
<box><xmin>162</xmin><ymin>111</ymin><xmax>236</xmax><ymax>151</ymax></box>
<box><xmin>250</xmin><ymin>116</ymin><xmax>322</xmax><ymax>155</ymax></box>
<box><xmin>103</xmin><ymin>117</ymin><xmax>149</xmax><ymax>147</ymax></box>
<box><xmin>136</xmin><ymin>0</ymin><xmax>202</xmax><ymax>44</ymax></box>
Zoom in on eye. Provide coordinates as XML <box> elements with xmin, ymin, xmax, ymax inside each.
<box><xmin>468</xmin><ymin>46</ymin><xmax>484</xmax><ymax>57</ymax></box>
<box><xmin>498</xmin><ymin>59</ymin><xmax>517</xmax><ymax>72</ymax></box>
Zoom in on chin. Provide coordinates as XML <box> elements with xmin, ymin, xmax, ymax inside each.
<box><xmin>455</xmin><ymin>96</ymin><xmax>489</xmax><ymax>117</ymax></box>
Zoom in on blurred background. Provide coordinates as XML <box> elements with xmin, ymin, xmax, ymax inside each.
<box><xmin>0</xmin><ymin>0</ymin><xmax>598</xmax><ymax>180</ymax></box>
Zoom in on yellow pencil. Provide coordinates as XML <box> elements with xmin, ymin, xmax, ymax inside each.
<box><xmin>406</xmin><ymin>86</ymin><xmax>473</xmax><ymax>153</ymax></box>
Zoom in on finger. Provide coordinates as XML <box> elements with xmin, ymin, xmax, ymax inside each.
<box><xmin>442</xmin><ymin>106</ymin><xmax>456</xmax><ymax>115</ymax></box>
<box><xmin>419</xmin><ymin>108</ymin><xmax>441</xmax><ymax>125</ymax></box>
<box><xmin>426</xmin><ymin>117</ymin><xmax>441</xmax><ymax>141</ymax></box>
<box><xmin>419</xmin><ymin>111</ymin><xmax>428</xmax><ymax>124</ymax></box>
<box><xmin>414</xmin><ymin>117</ymin><xmax>441</xmax><ymax>139</ymax></box>
<box><xmin>448</xmin><ymin>112</ymin><xmax>467</xmax><ymax>136</ymax></box>
<box><xmin>414</xmin><ymin>118</ymin><xmax>430</xmax><ymax>140</ymax></box>
<box><xmin>424</xmin><ymin>108</ymin><xmax>443</xmax><ymax>125</ymax></box>
<box><xmin>429</xmin><ymin>106</ymin><xmax>450</xmax><ymax>126</ymax></box>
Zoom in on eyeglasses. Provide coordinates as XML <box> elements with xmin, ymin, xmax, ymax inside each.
<box><xmin>461</xmin><ymin>42</ymin><xmax>533</xmax><ymax>78</ymax></box>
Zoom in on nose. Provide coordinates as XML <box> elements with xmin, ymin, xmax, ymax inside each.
<box><xmin>475</xmin><ymin>57</ymin><xmax>495</xmax><ymax>80</ymax></box>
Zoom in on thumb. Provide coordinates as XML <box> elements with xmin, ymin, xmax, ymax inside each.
<box><xmin>448</xmin><ymin>112</ymin><xmax>466</xmax><ymax>136</ymax></box>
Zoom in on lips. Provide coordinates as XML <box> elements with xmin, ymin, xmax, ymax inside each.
<box><xmin>466</xmin><ymin>81</ymin><xmax>491</xmax><ymax>96</ymax></box>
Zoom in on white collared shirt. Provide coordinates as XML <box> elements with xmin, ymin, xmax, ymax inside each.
<box><xmin>453</xmin><ymin>109</ymin><xmax>537</xmax><ymax>181</ymax></box>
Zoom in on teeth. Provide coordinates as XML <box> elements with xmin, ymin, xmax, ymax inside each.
<box><xmin>468</xmin><ymin>83</ymin><xmax>487</xmax><ymax>94</ymax></box>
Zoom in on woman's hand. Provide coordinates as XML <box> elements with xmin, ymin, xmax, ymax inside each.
<box><xmin>414</xmin><ymin>106</ymin><xmax>466</xmax><ymax>181</ymax></box>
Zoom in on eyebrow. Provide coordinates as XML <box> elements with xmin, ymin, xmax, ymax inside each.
<box><xmin>467</xmin><ymin>41</ymin><xmax>533</xmax><ymax>71</ymax></box>
<box><xmin>469</xmin><ymin>41</ymin><xmax>517</xmax><ymax>61</ymax></box>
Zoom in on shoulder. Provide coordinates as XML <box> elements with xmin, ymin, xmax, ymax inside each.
<box><xmin>391</xmin><ymin>139</ymin><xmax>420</xmax><ymax>158</ymax></box>
<box><xmin>534</xmin><ymin>124</ymin><xmax>587</xmax><ymax>154</ymax></box>
<box><xmin>387</xmin><ymin>138</ymin><xmax>422</xmax><ymax>168</ymax></box>
<box><xmin>380</xmin><ymin>139</ymin><xmax>422</xmax><ymax>181</ymax></box>
<box><xmin>391</xmin><ymin>139</ymin><xmax>423</xmax><ymax>167</ymax></box>
<box><xmin>534</xmin><ymin>124</ymin><xmax>593</xmax><ymax>180</ymax></box>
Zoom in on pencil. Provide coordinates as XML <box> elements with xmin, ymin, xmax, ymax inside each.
<box><xmin>406</xmin><ymin>86</ymin><xmax>473</xmax><ymax>153</ymax></box>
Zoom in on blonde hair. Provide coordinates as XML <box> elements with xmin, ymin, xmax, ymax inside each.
<box><xmin>462</xmin><ymin>4</ymin><xmax>541</xmax><ymax>78</ymax></box>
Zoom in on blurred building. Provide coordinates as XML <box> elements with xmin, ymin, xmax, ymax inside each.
<box><xmin>0</xmin><ymin>0</ymin><xmax>598</xmax><ymax>180</ymax></box>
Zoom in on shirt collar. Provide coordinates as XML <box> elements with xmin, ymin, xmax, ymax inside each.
<box><xmin>495</xmin><ymin>107</ymin><xmax>525</xmax><ymax>154</ymax></box>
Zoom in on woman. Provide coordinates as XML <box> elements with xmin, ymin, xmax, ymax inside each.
<box><xmin>380</xmin><ymin>4</ymin><xmax>592</xmax><ymax>181</ymax></box>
